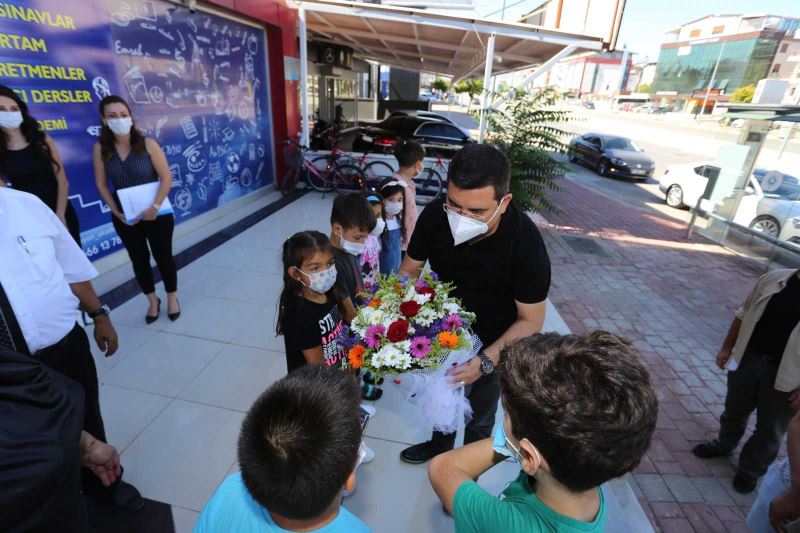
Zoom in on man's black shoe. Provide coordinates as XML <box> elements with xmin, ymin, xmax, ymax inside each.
<box><xmin>692</xmin><ymin>440</ymin><xmax>732</xmax><ymax>459</ymax></box>
<box><xmin>400</xmin><ymin>440</ymin><xmax>451</xmax><ymax>464</ymax></box>
<box><xmin>732</xmin><ymin>473</ymin><xmax>757</xmax><ymax>494</ymax></box>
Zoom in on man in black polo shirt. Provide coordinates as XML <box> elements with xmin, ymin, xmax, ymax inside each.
<box><xmin>398</xmin><ymin>143</ymin><xmax>551</xmax><ymax>464</ymax></box>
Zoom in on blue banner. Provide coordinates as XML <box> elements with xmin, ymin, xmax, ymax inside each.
<box><xmin>0</xmin><ymin>0</ymin><xmax>272</xmax><ymax>260</ymax></box>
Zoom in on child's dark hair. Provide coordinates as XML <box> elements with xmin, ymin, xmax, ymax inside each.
<box><xmin>330</xmin><ymin>192</ymin><xmax>376</xmax><ymax>232</ymax></box>
<box><xmin>276</xmin><ymin>231</ymin><xmax>333</xmax><ymax>336</ymax></box>
<box><xmin>379</xmin><ymin>177</ymin><xmax>406</xmax><ymax>247</ymax></box>
<box><xmin>500</xmin><ymin>331</ymin><xmax>658</xmax><ymax>492</ymax></box>
<box><xmin>394</xmin><ymin>139</ymin><xmax>425</xmax><ymax>168</ymax></box>
<box><xmin>238</xmin><ymin>365</ymin><xmax>362</xmax><ymax>520</ymax></box>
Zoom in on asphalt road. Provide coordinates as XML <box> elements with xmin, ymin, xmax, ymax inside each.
<box><xmin>558</xmin><ymin>107</ymin><xmax>799</xmax><ymax>225</ymax></box>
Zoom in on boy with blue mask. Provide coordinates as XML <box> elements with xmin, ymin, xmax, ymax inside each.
<box><xmin>429</xmin><ymin>331</ymin><xmax>658</xmax><ymax>533</ymax></box>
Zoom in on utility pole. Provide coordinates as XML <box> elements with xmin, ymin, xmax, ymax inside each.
<box><xmin>699</xmin><ymin>40</ymin><xmax>725</xmax><ymax>119</ymax></box>
<box><xmin>617</xmin><ymin>44</ymin><xmax>629</xmax><ymax>94</ymax></box>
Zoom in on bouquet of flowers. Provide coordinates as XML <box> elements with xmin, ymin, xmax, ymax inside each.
<box><xmin>344</xmin><ymin>271</ymin><xmax>481</xmax><ymax>432</ymax></box>
<box><xmin>346</xmin><ymin>271</ymin><xmax>475</xmax><ymax>375</ymax></box>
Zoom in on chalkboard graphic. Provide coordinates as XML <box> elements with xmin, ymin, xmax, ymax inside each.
<box><xmin>169</xmin><ymin>163</ymin><xmax>182</xmax><ymax>187</ymax></box>
<box><xmin>183</xmin><ymin>142</ymin><xmax>206</xmax><ymax>173</ymax></box>
<box><xmin>93</xmin><ymin>77</ymin><xmax>112</xmax><ymax>99</ymax></box>
<box><xmin>175</xmin><ymin>187</ymin><xmax>192</xmax><ymax>214</ymax></box>
<box><xmin>225</xmin><ymin>152</ymin><xmax>240</xmax><ymax>174</ymax></box>
<box><xmin>180</xmin><ymin>116</ymin><xmax>198</xmax><ymax>139</ymax></box>
<box><xmin>124</xmin><ymin>66</ymin><xmax>151</xmax><ymax>104</ymax></box>
<box><xmin>0</xmin><ymin>0</ymin><xmax>273</xmax><ymax>261</ymax></box>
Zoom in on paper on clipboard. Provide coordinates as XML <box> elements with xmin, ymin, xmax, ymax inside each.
<box><xmin>117</xmin><ymin>182</ymin><xmax>173</xmax><ymax>224</ymax></box>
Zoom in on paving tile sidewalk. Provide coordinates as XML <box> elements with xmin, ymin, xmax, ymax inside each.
<box><xmin>538</xmin><ymin>177</ymin><xmax>771</xmax><ymax>532</ymax></box>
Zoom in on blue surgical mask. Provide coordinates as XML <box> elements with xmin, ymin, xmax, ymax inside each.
<box><xmin>492</xmin><ymin>417</ymin><xmax>520</xmax><ymax>463</ymax></box>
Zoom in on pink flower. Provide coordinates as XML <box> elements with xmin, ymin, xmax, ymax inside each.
<box><xmin>415</xmin><ymin>278</ymin><xmax>428</xmax><ymax>290</ymax></box>
<box><xmin>443</xmin><ymin>314</ymin><xmax>462</xmax><ymax>331</ymax></box>
<box><xmin>410</xmin><ymin>336</ymin><xmax>431</xmax><ymax>359</ymax></box>
<box><xmin>365</xmin><ymin>325</ymin><xmax>386</xmax><ymax>348</ymax></box>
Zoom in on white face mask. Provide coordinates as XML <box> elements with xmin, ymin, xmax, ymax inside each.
<box><xmin>385</xmin><ymin>201</ymin><xmax>403</xmax><ymax>216</ymax></box>
<box><xmin>0</xmin><ymin>111</ymin><xmax>23</xmax><ymax>129</ymax></box>
<box><xmin>295</xmin><ymin>265</ymin><xmax>337</xmax><ymax>294</ymax></box>
<box><xmin>445</xmin><ymin>200</ymin><xmax>504</xmax><ymax>246</ymax></box>
<box><xmin>370</xmin><ymin>218</ymin><xmax>386</xmax><ymax>236</ymax></box>
<box><xmin>106</xmin><ymin>117</ymin><xmax>133</xmax><ymax>136</ymax></box>
<box><xmin>339</xmin><ymin>229</ymin><xmax>365</xmax><ymax>256</ymax></box>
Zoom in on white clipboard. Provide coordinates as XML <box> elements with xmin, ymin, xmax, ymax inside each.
<box><xmin>117</xmin><ymin>182</ymin><xmax>173</xmax><ymax>224</ymax></box>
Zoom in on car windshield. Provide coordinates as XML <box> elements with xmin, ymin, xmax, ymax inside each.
<box><xmin>604</xmin><ymin>138</ymin><xmax>640</xmax><ymax>151</ymax></box>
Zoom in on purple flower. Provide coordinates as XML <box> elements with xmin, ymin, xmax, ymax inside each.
<box><xmin>429</xmin><ymin>271</ymin><xmax>439</xmax><ymax>281</ymax></box>
<box><xmin>369</xmin><ymin>283</ymin><xmax>379</xmax><ymax>295</ymax></box>
<box><xmin>365</xmin><ymin>325</ymin><xmax>386</xmax><ymax>348</ymax></box>
<box><xmin>339</xmin><ymin>325</ymin><xmax>358</xmax><ymax>350</ymax></box>
<box><xmin>410</xmin><ymin>336</ymin><xmax>431</xmax><ymax>359</ymax></box>
<box><xmin>443</xmin><ymin>314</ymin><xmax>462</xmax><ymax>331</ymax></box>
<box><xmin>415</xmin><ymin>278</ymin><xmax>428</xmax><ymax>290</ymax></box>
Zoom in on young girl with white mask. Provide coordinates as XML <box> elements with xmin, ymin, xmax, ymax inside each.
<box><xmin>378</xmin><ymin>177</ymin><xmax>406</xmax><ymax>274</ymax></box>
<box><xmin>92</xmin><ymin>95</ymin><xmax>180</xmax><ymax>324</ymax></box>
<box><xmin>0</xmin><ymin>84</ymin><xmax>81</xmax><ymax>243</ymax></box>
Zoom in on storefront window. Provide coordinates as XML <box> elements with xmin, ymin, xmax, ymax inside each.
<box><xmin>333</xmin><ymin>79</ymin><xmax>356</xmax><ymax>99</ymax></box>
<box><xmin>357</xmin><ymin>71</ymin><xmax>371</xmax><ymax>99</ymax></box>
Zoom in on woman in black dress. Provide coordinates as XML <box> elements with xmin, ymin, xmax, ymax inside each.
<box><xmin>0</xmin><ymin>85</ymin><xmax>81</xmax><ymax>244</ymax></box>
<box><xmin>92</xmin><ymin>95</ymin><xmax>180</xmax><ymax>324</ymax></box>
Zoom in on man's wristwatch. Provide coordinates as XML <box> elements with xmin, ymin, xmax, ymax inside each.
<box><xmin>477</xmin><ymin>352</ymin><xmax>495</xmax><ymax>375</ymax></box>
<box><xmin>87</xmin><ymin>304</ymin><xmax>111</xmax><ymax>321</ymax></box>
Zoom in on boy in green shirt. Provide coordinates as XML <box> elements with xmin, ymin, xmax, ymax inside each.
<box><xmin>429</xmin><ymin>331</ymin><xmax>658</xmax><ymax>532</ymax></box>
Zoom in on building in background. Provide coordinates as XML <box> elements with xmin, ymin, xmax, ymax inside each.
<box><xmin>768</xmin><ymin>30</ymin><xmax>800</xmax><ymax>103</ymax></box>
<box><xmin>530</xmin><ymin>50</ymin><xmax>632</xmax><ymax>99</ymax></box>
<box><xmin>651</xmin><ymin>14</ymin><xmax>800</xmax><ymax>113</ymax></box>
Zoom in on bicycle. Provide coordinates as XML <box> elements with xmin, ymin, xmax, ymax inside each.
<box><xmin>414</xmin><ymin>154</ymin><xmax>446</xmax><ymax>205</ymax></box>
<box><xmin>281</xmin><ymin>138</ymin><xmax>366</xmax><ymax>196</ymax></box>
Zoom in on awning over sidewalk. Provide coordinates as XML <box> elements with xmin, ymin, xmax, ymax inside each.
<box><xmin>293</xmin><ymin>0</ymin><xmax>605</xmax><ymax>80</ymax></box>
<box><xmin>290</xmin><ymin>0</ymin><xmax>611</xmax><ymax>144</ymax></box>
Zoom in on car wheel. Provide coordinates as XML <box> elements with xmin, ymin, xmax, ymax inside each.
<box><xmin>596</xmin><ymin>159</ymin><xmax>608</xmax><ymax>177</ymax></box>
<box><xmin>665</xmin><ymin>185</ymin><xmax>684</xmax><ymax>208</ymax></box>
<box><xmin>749</xmin><ymin>215</ymin><xmax>781</xmax><ymax>238</ymax></box>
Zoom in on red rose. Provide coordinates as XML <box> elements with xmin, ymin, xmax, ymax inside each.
<box><xmin>399</xmin><ymin>301</ymin><xmax>421</xmax><ymax>318</ymax></box>
<box><xmin>387</xmin><ymin>319</ymin><xmax>410</xmax><ymax>342</ymax></box>
<box><xmin>417</xmin><ymin>287</ymin><xmax>436</xmax><ymax>300</ymax></box>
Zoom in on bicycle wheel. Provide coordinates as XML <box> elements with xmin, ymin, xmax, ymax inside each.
<box><xmin>415</xmin><ymin>168</ymin><xmax>443</xmax><ymax>205</ymax></box>
<box><xmin>307</xmin><ymin>155</ymin><xmax>335</xmax><ymax>192</ymax></box>
<box><xmin>332</xmin><ymin>164</ymin><xmax>367</xmax><ymax>195</ymax></box>
<box><xmin>364</xmin><ymin>160</ymin><xmax>396</xmax><ymax>189</ymax></box>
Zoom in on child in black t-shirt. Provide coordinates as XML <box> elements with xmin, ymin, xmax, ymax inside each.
<box><xmin>276</xmin><ymin>231</ymin><xmax>351</xmax><ymax>373</ymax></box>
<box><xmin>330</xmin><ymin>193</ymin><xmax>376</xmax><ymax>310</ymax></box>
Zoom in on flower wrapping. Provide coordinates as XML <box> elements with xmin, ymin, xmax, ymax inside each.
<box><xmin>347</xmin><ymin>271</ymin><xmax>480</xmax><ymax>432</ymax></box>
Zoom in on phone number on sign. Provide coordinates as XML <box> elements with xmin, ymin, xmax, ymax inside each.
<box><xmin>85</xmin><ymin>235</ymin><xmax>122</xmax><ymax>257</ymax></box>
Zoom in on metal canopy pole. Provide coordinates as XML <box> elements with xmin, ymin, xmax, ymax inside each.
<box><xmin>299</xmin><ymin>4</ymin><xmax>310</xmax><ymax>148</ymax></box>
<box><xmin>478</xmin><ymin>32</ymin><xmax>495</xmax><ymax>144</ymax></box>
<box><xmin>490</xmin><ymin>44</ymin><xmax>577</xmax><ymax>110</ymax></box>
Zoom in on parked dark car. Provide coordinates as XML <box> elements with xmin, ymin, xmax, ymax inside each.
<box><xmin>568</xmin><ymin>133</ymin><xmax>655</xmax><ymax>180</ymax></box>
<box><xmin>386</xmin><ymin>110</ymin><xmax>473</xmax><ymax>138</ymax></box>
<box><xmin>352</xmin><ymin>116</ymin><xmax>473</xmax><ymax>157</ymax></box>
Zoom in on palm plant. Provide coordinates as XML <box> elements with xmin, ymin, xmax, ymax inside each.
<box><xmin>485</xmin><ymin>88</ymin><xmax>572</xmax><ymax>213</ymax></box>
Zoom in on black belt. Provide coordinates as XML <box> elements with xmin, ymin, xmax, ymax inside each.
<box><xmin>35</xmin><ymin>323</ymin><xmax>81</xmax><ymax>357</ymax></box>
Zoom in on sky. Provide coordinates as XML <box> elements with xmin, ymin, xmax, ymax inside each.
<box><xmin>445</xmin><ymin>0</ymin><xmax>800</xmax><ymax>61</ymax></box>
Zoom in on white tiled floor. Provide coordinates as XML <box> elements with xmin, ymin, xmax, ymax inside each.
<box><xmin>90</xmin><ymin>192</ymin><xmax>649</xmax><ymax>532</ymax></box>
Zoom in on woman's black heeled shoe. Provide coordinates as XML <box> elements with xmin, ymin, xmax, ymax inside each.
<box><xmin>168</xmin><ymin>299</ymin><xmax>181</xmax><ymax>322</ymax></box>
<box><xmin>145</xmin><ymin>297</ymin><xmax>161</xmax><ymax>324</ymax></box>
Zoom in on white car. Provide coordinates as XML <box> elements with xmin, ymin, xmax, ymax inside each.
<box><xmin>659</xmin><ymin>161</ymin><xmax>729</xmax><ymax>209</ymax></box>
<box><xmin>660</xmin><ymin>162</ymin><xmax>800</xmax><ymax>244</ymax></box>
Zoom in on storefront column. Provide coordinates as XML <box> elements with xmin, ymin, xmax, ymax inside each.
<box><xmin>299</xmin><ymin>4</ymin><xmax>310</xmax><ymax>147</ymax></box>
